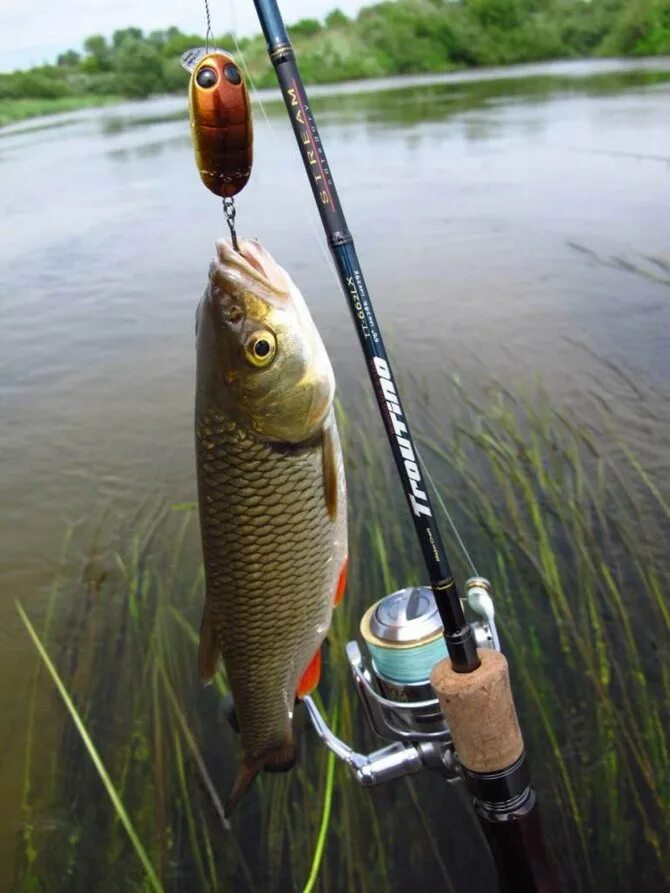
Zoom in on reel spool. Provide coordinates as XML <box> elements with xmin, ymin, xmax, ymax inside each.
<box><xmin>358</xmin><ymin>584</ymin><xmax>496</xmax><ymax>739</ymax></box>
<box><xmin>303</xmin><ymin>578</ymin><xmax>500</xmax><ymax>786</ymax></box>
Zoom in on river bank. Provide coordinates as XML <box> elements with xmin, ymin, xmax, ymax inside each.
<box><xmin>3</xmin><ymin>54</ymin><xmax>670</xmax><ymax>129</ymax></box>
<box><xmin>3</xmin><ymin>0</ymin><xmax>670</xmax><ymax>127</ymax></box>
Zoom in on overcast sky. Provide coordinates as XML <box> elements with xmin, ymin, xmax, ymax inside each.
<box><xmin>0</xmin><ymin>0</ymin><xmax>374</xmax><ymax>71</ymax></box>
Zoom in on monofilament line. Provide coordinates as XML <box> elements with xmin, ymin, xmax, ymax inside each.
<box><xmin>416</xmin><ymin>445</ymin><xmax>479</xmax><ymax>577</ymax></box>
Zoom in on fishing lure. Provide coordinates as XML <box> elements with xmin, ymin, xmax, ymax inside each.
<box><xmin>181</xmin><ymin>47</ymin><xmax>253</xmax><ymax>200</ymax></box>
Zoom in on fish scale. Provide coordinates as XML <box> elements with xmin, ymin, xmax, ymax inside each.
<box><xmin>196</xmin><ymin>408</ymin><xmax>342</xmax><ymax>757</ymax></box>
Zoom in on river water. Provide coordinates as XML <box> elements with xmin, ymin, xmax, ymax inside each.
<box><xmin>1</xmin><ymin>58</ymin><xmax>669</xmax><ymax>888</ymax></box>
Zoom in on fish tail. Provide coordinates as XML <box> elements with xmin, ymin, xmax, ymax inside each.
<box><xmin>226</xmin><ymin>736</ymin><xmax>296</xmax><ymax>814</ymax></box>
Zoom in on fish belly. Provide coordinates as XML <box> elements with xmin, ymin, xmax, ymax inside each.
<box><xmin>196</xmin><ymin>409</ymin><xmax>345</xmax><ymax>759</ymax></box>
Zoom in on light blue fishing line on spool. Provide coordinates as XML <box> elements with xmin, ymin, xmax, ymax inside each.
<box><xmin>361</xmin><ymin>586</ymin><xmax>449</xmax><ymax>685</ymax></box>
<box><xmin>367</xmin><ymin>635</ymin><xmax>448</xmax><ymax>684</ymax></box>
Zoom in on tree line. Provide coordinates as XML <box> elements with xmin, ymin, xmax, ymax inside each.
<box><xmin>1</xmin><ymin>0</ymin><xmax>669</xmax><ymax>103</ymax></box>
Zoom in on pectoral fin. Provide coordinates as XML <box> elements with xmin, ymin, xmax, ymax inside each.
<box><xmin>322</xmin><ymin>423</ymin><xmax>338</xmax><ymax>519</ymax></box>
<box><xmin>198</xmin><ymin>602</ymin><xmax>219</xmax><ymax>683</ymax></box>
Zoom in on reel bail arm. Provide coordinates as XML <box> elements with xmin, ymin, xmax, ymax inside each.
<box><xmin>302</xmin><ymin>695</ymin><xmax>458</xmax><ymax>787</ymax></box>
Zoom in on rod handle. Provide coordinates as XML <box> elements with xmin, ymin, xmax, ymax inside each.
<box><xmin>431</xmin><ymin>650</ymin><xmax>561</xmax><ymax>891</ymax></box>
<box><xmin>430</xmin><ymin>648</ymin><xmax>523</xmax><ymax>772</ymax></box>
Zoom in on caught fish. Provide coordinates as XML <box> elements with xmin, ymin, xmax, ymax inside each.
<box><xmin>195</xmin><ymin>239</ymin><xmax>347</xmax><ymax>810</ymax></box>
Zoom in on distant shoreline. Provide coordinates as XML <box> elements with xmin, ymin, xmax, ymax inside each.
<box><xmin>0</xmin><ymin>95</ymin><xmax>125</xmax><ymax>127</ymax></box>
<box><xmin>3</xmin><ymin>55</ymin><xmax>670</xmax><ymax>130</ymax></box>
<box><xmin>3</xmin><ymin>0</ymin><xmax>670</xmax><ymax>128</ymax></box>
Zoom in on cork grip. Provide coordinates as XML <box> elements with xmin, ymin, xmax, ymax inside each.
<box><xmin>430</xmin><ymin>648</ymin><xmax>524</xmax><ymax>773</ymax></box>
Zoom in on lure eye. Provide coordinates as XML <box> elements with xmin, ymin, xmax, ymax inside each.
<box><xmin>223</xmin><ymin>63</ymin><xmax>242</xmax><ymax>85</ymax></box>
<box><xmin>196</xmin><ymin>66</ymin><xmax>217</xmax><ymax>88</ymax></box>
<box><xmin>244</xmin><ymin>331</ymin><xmax>277</xmax><ymax>367</ymax></box>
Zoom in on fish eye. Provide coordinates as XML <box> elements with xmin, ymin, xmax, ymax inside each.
<box><xmin>196</xmin><ymin>66</ymin><xmax>217</xmax><ymax>88</ymax></box>
<box><xmin>244</xmin><ymin>331</ymin><xmax>276</xmax><ymax>367</ymax></box>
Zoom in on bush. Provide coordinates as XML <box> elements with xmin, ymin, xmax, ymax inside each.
<box><xmin>12</xmin><ymin>68</ymin><xmax>73</xmax><ymax>99</ymax></box>
<box><xmin>113</xmin><ymin>38</ymin><xmax>165</xmax><ymax>97</ymax></box>
<box><xmin>57</xmin><ymin>50</ymin><xmax>81</xmax><ymax>67</ymax></box>
<box><xmin>600</xmin><ymin>0</ymin><xmax>670</xmax><ymax>55</ymax></box>
<box><xmin>325</xmin><ymin>9</ymin><xmax>350</xmax><ymax>28</ymax></box>
<box><xmin>290</xmin><ymin>18</ymin><xmax>323</xmax><ymax>38</ymax></box>
<box><xmin>82</xmin><ymin>35</ymin><xmax>112</xmax><ymax>72</ymax></box>
<box><xmin>162</xmin><ymin>57</ymin><xmax>189</xmax><ymax>93</ymax></box>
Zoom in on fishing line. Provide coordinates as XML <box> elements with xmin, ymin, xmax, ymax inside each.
<box><xmin>415</xmin><ymin>445</ymin><xmax>479</xmax><ymax>577</ymax></box>
<box><xmin>224</xmin><ymin>0</ymin><xmax>345</xmax><ymax>290</ymax></box>
<box><xmin>203</xmin><ymin>0</ymin><xmax>216</xmax><ymax>51</ymax></box>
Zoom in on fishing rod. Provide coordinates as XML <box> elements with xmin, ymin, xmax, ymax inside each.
<box><xmin>249</xmin><ymin>3</ymin><xmax>559</xmax><ymax>890</ymax></box>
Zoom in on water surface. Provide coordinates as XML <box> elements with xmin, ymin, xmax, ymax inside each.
<box><xmin>1</xmin><ymin>58</ymin><xmax>670</xmax><ymax>887</ymax></box>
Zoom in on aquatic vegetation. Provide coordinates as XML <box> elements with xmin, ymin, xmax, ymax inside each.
<box><xmin>14</xmin><ymin>376</ymin><xmax>669</xmax><ymax>892</ymax></box>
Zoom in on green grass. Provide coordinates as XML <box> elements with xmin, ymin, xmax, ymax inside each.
<box><xmin>13</xmin><ymin>374</ymin><xmax>670</xmax><ymax>892</ymax></box>
<box><xmin>16</xmin><ymin>601</ymin><xmax>164</xmax><ymax>893</ymax></box>
<box><xmin>0</xmin><ymin>95</ymin><xmax>124</xmax><ymax>127</ymax></box>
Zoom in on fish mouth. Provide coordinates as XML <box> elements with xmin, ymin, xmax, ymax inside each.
<box><xmin>215</xmin><ymin>239</ymin><xmax>287</xmax><ymax>295</ymax></box>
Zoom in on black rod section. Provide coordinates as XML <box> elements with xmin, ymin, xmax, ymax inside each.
<box><xmin>252</xmin><ymin>0</ymin><xmax>478</xmax><ymax>674</ymax></box>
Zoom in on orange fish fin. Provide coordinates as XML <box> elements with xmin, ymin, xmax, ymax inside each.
<box><xmin>226</xmin><ymin>738</ymin><xmax>295</xmax><ymax>814</ymax></box>
<box><xmin>296</xmin><ymin>648</ymin><xmax>322</xmax><ymax>699</ymax></box>
<box><xmin>198</xmin><ymin>602</ymin><xmax>219</xmax><ymax>684</ymax></box>
<box><xmin>334</xmin><ymin>556</ymin><xmax>348</xmax><ymax>607</ymax></box>
<box><xmin>322</xmin><ymin>423</ymin><xmax>338</xmax><ymax>519</ymax></box>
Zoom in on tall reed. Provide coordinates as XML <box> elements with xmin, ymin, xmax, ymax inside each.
<box><xmin>14</xmin><ymin>374</ymin><xmax>669</xmax><ymax>892</ymax></box>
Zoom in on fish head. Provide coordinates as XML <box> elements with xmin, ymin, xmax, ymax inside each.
<box><xmin>200</xmin><ymin>239</ymin><xmax>335</xmax><ymax>443</ymax></box>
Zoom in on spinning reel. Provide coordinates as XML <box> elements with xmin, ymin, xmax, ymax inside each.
<box><xmin>303</xmin><ymin>578</ymin><xmax>499</xmax><ymax>786</ymax></box>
